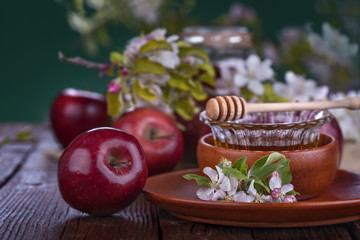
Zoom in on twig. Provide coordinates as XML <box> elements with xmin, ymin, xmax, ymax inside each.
<box><xmin>58</xmin><ymin>51</ymin><xmax>110</xmax><ymax>71</ymax></box>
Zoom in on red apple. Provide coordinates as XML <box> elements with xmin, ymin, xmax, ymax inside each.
<box><xmin>50</xmin><ymin>88</ymin><xmax>109</xmax><ymax>147</ymax></box>
<box><xmin>57</xmin><ymin>127</ymin><xmax>148</xmax><ymax>216</ymax></box>
<box><xmin>178</xmin><ymin>112</ymin><xmax>211</xmax><ymax>163</ymax></box>
<box><xmin>112</xmin><ymin>108</ymin><xmax>184</xmax><ymax>176</ymax></box>
<box><xmin>321</xmin><ymin>116</ymin><xmax>344</xmax><ymax>159</ymax></box>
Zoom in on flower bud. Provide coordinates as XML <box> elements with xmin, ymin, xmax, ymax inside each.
<box><xmin>283</xmin><ymin>195</ymin><xmax>297</xmax><ymax>203</ymax></box>
<box><xmin>268</xmin><ymin>171</ymin><xmax>279</xmax><ymax>180</ymax></box>
<box><xmin>271</xmin><ymin>188</ymin><xmax>281</xmax><ymax>200</ymax></box>
<box><xmin>121</xmin><ymin>68</ymin><xmax>128</xmax><ymax>75</ymax></box>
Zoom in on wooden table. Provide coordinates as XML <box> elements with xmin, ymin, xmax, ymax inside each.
<box><xmin>1</xmin><ymin>123</ymin><xmax>360</xmax><ymax>239</ymax></box>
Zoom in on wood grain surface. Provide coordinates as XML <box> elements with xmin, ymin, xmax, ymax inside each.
<box><xmin>0</xmin><ymin>124</ymin><xmax>359</xmax><ymax>239</ymax></box>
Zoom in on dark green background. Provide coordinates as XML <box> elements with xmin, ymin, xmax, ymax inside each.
<box><xmin>0</xmin><ymin>0</ymin><xmax>322</xmax><ymax>122</ymax></box>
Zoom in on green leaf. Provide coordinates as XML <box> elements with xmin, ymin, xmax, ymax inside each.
<box><xmin>267</xmin><ymin>152</ymin><xmax>286</xmax><ymax>164</ymax></box>
<box><xmin>132</xmin><ymin>58</ymin><xmax>166</xmax><ymax>75</ymax></box>
<box><xmin>254</xmin><ymin>178</ymin><xmax>270</xmax><ymax>193</ymax></box>
<box><xmin>232</xmin><ymin>157</ymin><xmax>247</xmax><ymax>175</ymax></box>
<box><xmin>198</xmin><ymin>72</ymin><xmax>215</xmax><ymax>87</ymax></box>
<box><xmin>174</xmin><ymin>96</ymin><xmax>195</xmax><ymax>121</ymax></box>
<box><xmin>248</xmin><ymin>155</ymin><xmax>268</xmax><ymax>176</ymax></box>
<box><xmin>110</xmin><ymin>52</ymin><xmax>124</xmax><ymax>65</ymax></box>
<box><xmin>161</xmin><ymin>85</ymin><xmax>171</xmax><ymax>103</ymax></box>
<box><xmin>168</xmin><ymin>70</ymin><xmax>194</xmax><ymax>90</ymax></box>
<box><xmin>176</xmin><ymin>41</ymin><xmax>192</xmax><ymax>48</ymax></box>
<box><xmin>139</xmin><ymin>39</ymin><xmax>173</xmax><ymax>55</ymax></box>
<box><xmin>106</xmin><ymin>92</ymin><xmax>122</xmax><ymax>117</ymax></box>
<box><xmin>190</xmin><ymin>81</ymin><xmax>207</xmax><ymax>101</ymax></box>
<box><xmin>16</xmin><ymin>129</ymin><xmax>34</xmax><ymax>142</ymax></box>
<box><xmin>183</xmin><ymin>174</ymin><xmax>211</xmax><ymax>187</ymax></box>
<box><xmin>179</xmin><ymin>46</ymin><xmax>209</xmax><ymax>62</ymax></box>
<box><xmin>0</xmin><ymin>137</ymin><xmax>11</xmax><ymax>149</ymax></box>
<box><xmin>286</xmin><ymin>190</ymin><xmax>299</xmax><ymax>196</ymax></box>
<box><xmin>277</xmin><ymin>158</ymin><xmax>292</xmax><ymax>184</ymax></box>
<box><xmin>133</xmin><ymin>79</ymin><xmax>158</xmax><ymax>101</ymax></box>
<box><xmin>222</xmin><ymin>168</ymin><xmax>247</xmax><ymax>180</ymax></box>
<box><xmin>197</xmin><ymin>62</ymin><xmax>215</xmax><ymax>77</ymax></box>
<box><xmin>262</xmin><ymin>82</ymin><xmax>287</xmax><ymax>103</ymax></box>
<box><xmin>253</xmin><ymin>162</ymin><xmax>285</xmax><ymax>181</ymax></box>
<box><xmin>249</xmin><ymin>152</ymin><xmax>285</xmax><ymax>177</ymax></box>
<box><xmin>177</xmin><ymin>62</ymin><xmax>198</xmax><ymax>77</ymax></box>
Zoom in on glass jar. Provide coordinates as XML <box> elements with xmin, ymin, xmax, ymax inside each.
<box><xmin>181</xmin><ymin>26</ymin><xmax>253</xmax><ymax>62</ymax></box>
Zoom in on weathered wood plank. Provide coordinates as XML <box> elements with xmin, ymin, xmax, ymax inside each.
<box><xmin>158</xmin><ymin>208</ymin><xmax>359</xmax><ymax>240</ymax></box>
<box><xmin>1</xmin><ymin>123</ymin><xmax>360</xmax><ymax>240</ymax></box>
<box><xmin>60</xmin><ymin>194</ymin><xmax>159</xmax><ymax>240</ymax></box>
<box><xmin>0</xmin><ymin>124</ymin><xmax>160</xmax><ymax>239</ymax></box>
<box><xmin>0</xmin><ymin>124</ymin><xmax>36</xmax><ymax>187</ymax></box>
<box><xmin>0</xmin><ymin>143</ymin><xmax>33</xmax><ymax>187</ymax></box>
<box><xmin>159</xmin><ymin>209</ymin><xmax>254</xmax><ymax>240</ymax></box>
<box><xmin>251</xmin><ymin>224</ymin><xmax>352</xmax><ymax>240</ymax></box>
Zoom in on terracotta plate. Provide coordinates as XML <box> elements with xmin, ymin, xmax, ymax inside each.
<box><xmin>143</xmin><ymin>169</ymin><xmax>360</xmax><ymax>227</ymax></box>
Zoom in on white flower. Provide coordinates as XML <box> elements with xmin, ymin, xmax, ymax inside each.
<box><xmin>148</xmin><ymin>48</ymin><xmax>180</xmax><ymax>69</ymax></box>
<box><xmin>308</xmin><ymin>23</ymin><xmax>358</xmax><ymax>59</ymax></box>
<box><xmin>128</xmin><ymin>0</ymin><xmax>163</xmax><ymax>24</ymax></box>
<box><xmin>233</xmin><ymin>54</ymin><xmax>274</xmax><ymax>95</ymax></box>
<box><xmin>196</xmin><ymin>187</ymin><xmax>215</xmax><ymax>201</ymax></box>
<box><xmin>196</xmin><ymin>166</ymin><xmax>231</xmax><ymax>201</ymax></box>
<box><xmin>273</xmin><ymin>71</ymin><xmax>329</xmax><ymax>102</ymax></box>
<box><xmin>233</xmin><ymin>190</ymin><xmax>254</xmax><ymax>203</ymax></box>
<box><xmin>216</xmin><ymin>58</ymin><xmax>244</xmax><ymax>95</ymax></box>
<box><xmin>220</xmin><ymin>157</ymin><xmax>232</xmax><ymax>168</ymax></box>
<box><xmin>226</xmin><ymin>176</ymin><xmax>255</xmax><ymax>202</ymax></box>
<box><xmin>124</xmin><ymin>28</ymin><xmax>180</xmax><ymax>69</ymax></box>
<box><xmin>67</xmin><ymin>12</ymin><xmax>96</xmax><ymax>34</ymax></box>
<box><xmin>269</xmin><ymin>172</ymin><xmax>294</xmax><ymax>202</ymax></box>
<box><xmin>247</xmin><ymin>179</ymin><xmax>272</xmax><ymax>203</ymax></box>
<box><xmin>329</xmin><ymin>91</ymin><xmax>360</xmax><ymax>142</ymax></box>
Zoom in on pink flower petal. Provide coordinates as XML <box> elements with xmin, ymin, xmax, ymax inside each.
<box><xmin>107</xmin><ymin>82</ymin><xmax>120</xmax><ymax>94</ymax></box>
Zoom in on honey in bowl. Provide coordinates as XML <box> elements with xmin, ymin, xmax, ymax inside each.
<box><xmin>200</xmin><ymin>110</ymin><xmax>333</xmax><ymax>151</ymax></box>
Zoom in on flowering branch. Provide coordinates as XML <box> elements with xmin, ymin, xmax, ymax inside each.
<box><xmin>184</xmin><ymin>152</ymin><xmax>298</xmax><ymax>203</ymax></box>
<box><xmin>58</xmin><ymin>51</ymin><xmax>110</xmax><ymax>71</ymax></box>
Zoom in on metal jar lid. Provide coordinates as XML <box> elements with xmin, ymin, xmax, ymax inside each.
<box><xmin>181</xmin><ymin>26</ymin><xmax>252</xmax><ymax>49</ymax></box>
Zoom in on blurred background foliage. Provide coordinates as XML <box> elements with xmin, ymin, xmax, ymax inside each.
<box><xmin>1</xmin><ymin>0</ymin><xmax>359</xmax><ymax>122</ymax></box>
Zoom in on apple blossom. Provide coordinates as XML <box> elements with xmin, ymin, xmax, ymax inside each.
<box><xmin>186</xmin><ymin>153</ymin><xmax>299</xmax><ymax>203</ymax></box>
<box><xmin>273</xmin><ymin>71</ymin><xmax>329</xmax><ymax>102</ymax></box>
<box><xmin>308</xmin><ymin>23</ymin><xmax>358</xmax><ymax>59</ymax></box>
<box><xmin>216</xmin><ymin>58</ymin><xmax>243</xmax><ymax>95</ymax></box>
<box><xmin>196</xmin><ymin>166</ymin><xmax>231</xmax><ymax>201</ymax></box>
<box><xmin>128</xmin><ymin>0</ymin><xmax>163</xmax><ymax>24</ymax></box>
<box><xmin>269</xmin><ymin>171</ymin><xmax>295</xmax><ymax>202</ymax></box>
<box><xmin>124</xmin><ymin>28</ymin><xmax>180</xmax><ymax>69</ymax></box>
<box><xmin>283</xmin><ymin>195</ymin><xmax>297</xmax><ymax>203</ymax></box>
<box><xmin>329</xmin><ymin>90</ymin><xmax>360</xmax><ymax>142</ymax></box>
<box><xmin>233</xmin><ymin>54</ymin><xmax>274</xmax><ymax>95</ymax></box>
<box><xmin>247</xmin><ymin>179</ymin><xmax>273</xmax><ymax>203</ymax></box>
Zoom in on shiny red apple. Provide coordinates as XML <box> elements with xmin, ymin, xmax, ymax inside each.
<box><xmin>112</xmin><ymin>108</ymin><xmax>184</xmax><ymax>176</ymax></box>
<box><xmin>178</xmin><ymin>111</ymin><xmax>211</xmax><ymax>163</ymax></box>
<box><xmin>57</xmin><ymin>127</ymin><xmax>148</xmax><ymax>216</ymax></box>
<box><xmin>50</xmin><ymin>88</ymin><xmax>109</xmax><ymax>147</ymax></box>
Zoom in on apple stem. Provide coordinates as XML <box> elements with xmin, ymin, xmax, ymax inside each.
<box><xmin>153</xmin><ymin>133</ymin><xmax>176</xmax><ymax>140</ymax></box>
<box><xmin>147</xmin><ymin>127</ymin><xmax>176</xmax><ymax>141</ymax></box>
<box><xmin>109</xmin><ymin>156</ymin><xmax>132</xmax><ymax>169</ymax></box>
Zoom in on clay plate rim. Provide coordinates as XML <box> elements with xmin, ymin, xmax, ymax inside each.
<box><xmin>143</xmin><ymin>169</ymin><xmax>360</xmax><ymax>227</ymax></box>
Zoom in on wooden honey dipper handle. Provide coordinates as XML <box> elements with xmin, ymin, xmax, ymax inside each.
<box><xmin>206</xmin><ymin>96</ymin><xmax>360</xmax><ymax>121</ymax></box>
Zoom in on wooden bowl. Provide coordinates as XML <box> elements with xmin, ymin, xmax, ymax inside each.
<box><xmin>197</xmin><ymin>133</ymin><xmax>340</xmax><ymax>200</ymax></box>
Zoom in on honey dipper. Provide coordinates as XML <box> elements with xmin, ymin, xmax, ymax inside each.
<box><xmin>206</xmin><ymin>96</ymin><xmax>360</xmax><ymax>121</ymax></box>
